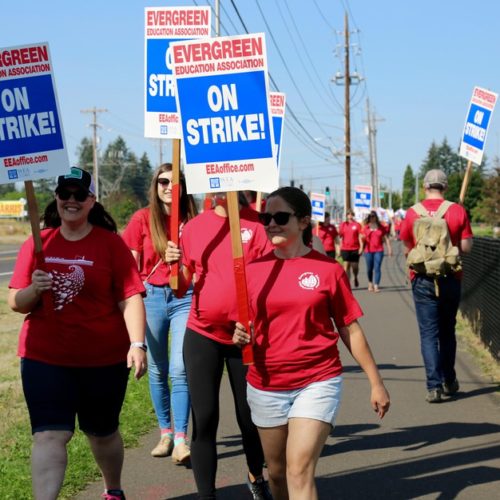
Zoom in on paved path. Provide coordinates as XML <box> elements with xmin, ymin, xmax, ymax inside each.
<box><xmin>76</xmin><ymin>243</ymin><xmax>500</xmax><ymax>499</ymax></box>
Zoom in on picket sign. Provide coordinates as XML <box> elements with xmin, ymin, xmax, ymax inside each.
<box><xmin>458</xmin><ymin>86</ymin><xmax>498</xmax><ymax>204</ymax></box>
<box><xmin>0</xmin><ymin>42</ymin><xmax>69</xmax><ymax>314</ymax></box>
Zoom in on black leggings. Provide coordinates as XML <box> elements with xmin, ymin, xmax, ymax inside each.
<box><xmin>184</xmin><ymin>328</ymin><xmax>264</xmax><ymax>499</ymax></box>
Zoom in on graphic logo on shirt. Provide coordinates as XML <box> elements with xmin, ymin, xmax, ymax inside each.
<box><xmin>241</xmin><ymin>227</ymin><xmax>253</xmax><ymax>244</ymax></box>
<box><xmin>298</xmin><ymin>272</ymin><xmax>320</xmax><ymax>290</ymax></box>
<box><xmin>51</xmin><ymin>265</ymin><xmax>85</xmax><ymax>310</ymax></box>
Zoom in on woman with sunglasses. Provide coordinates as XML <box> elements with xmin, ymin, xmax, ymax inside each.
<box><xmin>233</xmin><ymin>187</ymin><xmax>390</xmax><ymax>500</ymax></box>
<box><xmin>122</xmin><ymin>163</ymin><xmax>197</xmax><ymax>464</ymax></box>
<box><xmin>165</xmin><ymin>191</ymin><xmax>272</xmax><ymax>500</ymax></box>
<box><xmin>361</xmin><ymin>210</ymin><xmax>393</xmax><ymax>292</ymax></box>
<box><xmin>8</xmin><ymin>167</ymin><xmax>146</xmax><ymax>500</ymax></box>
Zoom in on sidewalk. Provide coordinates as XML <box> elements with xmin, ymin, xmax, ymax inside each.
<box><xmin>75</xmin><ymin>243</ymin><xmax>500</xmax><ymax>499</ymax></box>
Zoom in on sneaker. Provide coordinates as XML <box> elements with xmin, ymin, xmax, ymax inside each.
<box><xmin>246</xmin><ymin>475</ymin><xmax>272</xmax><ymax>500</ymax></box>
<box><xmin>426</xmin><ymin>388</ymin><xmax>443</xmax><ymax>403</ymax></box>
<box><xmin>443</xmin><ymin>379</ymin><xmax>459</xmax><ymax>396</ymax></box>
<box><xmin>151</xmin><ymin>435</ymin><xmax>174</xmax><ymax>457</ymax></box>
<box><xmin>172</xmin><ymin>441</ymin><xmax>191</xmax><ymax>465</ymax></box>
<box><xmin>102</xmin><ymin>490</ymin><xmax>126</xmax><ymax>500</ymax></box>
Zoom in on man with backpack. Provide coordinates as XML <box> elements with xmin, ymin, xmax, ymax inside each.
<box><xmin>400</xmin><ymin>169</ymin><xmax>473</xmax><ymax>403</ymax></box>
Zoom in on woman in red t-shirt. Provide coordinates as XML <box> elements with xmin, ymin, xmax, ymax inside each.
<box><xmin>233</xmin><ymin>187</ymin><xmax>390</xmax><ymax>500</ymax></box>
<box><xmin>361</xmin><ymin>211</ymin><xmax>393</xmax><ymax>292</ymax></box>
<box><xmin>122</xmin><ymin>163</ymin><xmax>197</xmax><ymax>464</ymax></box>
<box><xmin>8</xmin><ymin>167</ymin><xmax>146</xmax><ymax>500</ymax></box>
<box><xmin>338</xmin><ymin>209</ymin><xmax>363</xmax><ymax>287</ymax></box>
<box><xmin>165</xmin><ymin>192</ymin><xmax>273</xmax><ymax>499</ymax></box>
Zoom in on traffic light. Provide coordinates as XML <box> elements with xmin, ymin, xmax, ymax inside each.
<box><xmin>290</xmin><ymin>179</ymin><xmax>295</xmax><ymax>187</ymax></box>
<box><xmin>299</xmin><ymin>184</ymin><xmax>304</xmax><ymax>190</ymax></box>
<box><xmin>325</xmin><ymin>186</ymin><xmax>331</xmax><ymax>196</ymax></box>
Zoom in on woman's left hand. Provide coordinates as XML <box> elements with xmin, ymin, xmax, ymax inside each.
<box><xmin>128</xmin><ymin>347</ymin><xmax>147</xmax><ymax>380</ymax></box>
<box><xmin>371</xmin><ymin>383</ymin><xmax>391</xmax><ymax>418</ymax></box>
<box><xmin>233</xmin><ymin>321</ymin><xmax>251</xmax><ymax>346</ymax></box>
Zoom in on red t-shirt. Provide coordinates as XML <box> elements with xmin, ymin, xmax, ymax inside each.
<box><xmin>362</xmin><ymin>224</ymin><xmax>388</xmax><ymax>253</ymax></box>
<box><xmin>339</xmin><ymin>221</ymin><xmax>362</xmax><ymax>250</ymax></box>
<box><xmin>400</xmin><ymin>199</ymin><xmax>473</xmax><ymax>248</ymax></box>
<box><xmin>400</xmin><ymin>199</ymin><xmax>473</xmax><ymax>280</ymax></box>
<box><xmin>9</xmin><ymin>227</ymin><xmax>145</xmax><ymax>367</ymax></box>
<box><xmin>245</xmin><ymin>250</ymin><xmax>363</xmax><ymax>390</ymax></box>
<box><xmin>122</xmin><ymin>207</ymin><xmax>172</xmax><ymax>286</ymax></box>
<box><xmin>318</xmin><ymin>223</ymin><xmax>338</xmax><ymax>252</ymax></box>
<box><xmin>181</xmin><ymin>207</ymin><xmax>273</xmax><ymax>344</ymax></box>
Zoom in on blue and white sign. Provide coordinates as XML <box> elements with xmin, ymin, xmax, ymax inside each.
<box><xmin>171</xmin><ymin>33</ymin><xmax>279</xmax><ymax>194</ymax></box>
<box><xmin>354</xmin><ymin>185</ymin><xmax>373</xmax><ymax>209</ymax></box>
<box><xmin>310</xmin><ymin>192</ymin><xmax>326</xmax><ymax>222</ymax></box>
<box><xmin>459</xmin><ymin>86</ymin><xmax>497</xmax><ymax>165</ymax></box>
<box><xmin>269</xmin><ymin>92</ymin><xmax>286</xmax><ymax>176</ymax></box>
<box><xmin>144</xmin><ymin>6</ymin><xmax>211</xmax><ymax>139</ymax></box>
<box><xmin>0</xmin><ymin>43</ymin><xmax>68</xmax><ymax>185</ymax></box>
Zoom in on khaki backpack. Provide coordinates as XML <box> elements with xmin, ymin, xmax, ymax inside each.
<box><xmin>406</xmin><ymin>200</ymin><xmax>462</xmax><ymax>277</ymax></box>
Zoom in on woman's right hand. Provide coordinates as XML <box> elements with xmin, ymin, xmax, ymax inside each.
<box><xmin>31</xmin><ymin>269</ymin><xmax>52</xmax><ymax>296</ymax></box>
<box><xmin>165</xmin><ymin>240</ymin><xmax>182</xmax><ymax>264</ymax></box>
<box><xmin>233</xmin><ymin>321</ymin><xmax>251</xmax><ymax>346</ymax></box>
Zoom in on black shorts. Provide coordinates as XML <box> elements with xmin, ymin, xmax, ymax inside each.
<box><xmin>341</xmin><ymin>250</ymin><xmax>361</xmax><ymax>263</ymax></box>
<box><xmin>21</xmin><ymin>358</ymin><xmax>130</xmax><ymax>436</ymax></box>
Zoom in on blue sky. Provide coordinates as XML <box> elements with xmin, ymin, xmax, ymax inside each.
<box><xmin>3</xmin><ymin>0</ymin><xmax>500</xmax><ymax>202</ymax></box>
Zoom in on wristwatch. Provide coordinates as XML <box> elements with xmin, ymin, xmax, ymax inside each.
<box><xmin>130</xmin><ymin>341</ymin><xmax>147</xmax><ymax>352</ymax></box>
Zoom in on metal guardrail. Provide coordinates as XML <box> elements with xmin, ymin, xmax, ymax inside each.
<box><xmin>460</xmin><ymin>237</ymin><xmax>500</xmax><ymax>361</ymax></box>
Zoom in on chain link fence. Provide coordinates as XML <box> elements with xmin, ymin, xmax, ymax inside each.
<box><xmin>460</xmin><ymin>237</ymin><xmax>500</xmax><ymax>361</ymax></box>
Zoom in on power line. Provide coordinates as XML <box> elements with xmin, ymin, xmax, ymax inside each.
<box><xmin>253</xmin><ymin>0</ymin><xmax>332</xmax><ymax>141</ymax></box>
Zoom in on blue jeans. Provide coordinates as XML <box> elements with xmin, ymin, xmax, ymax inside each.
<box><xmin>364</xmin><ymin>251</ymin><xmax>384</xmax><ymax>285</ymax></box>
<box><xmin>412</xmin><ymin>275</ymin><xmax>461</xmax><ymax>390</ymax></box>
<box><xmin>144</xmin><ymin>283</ymin><xmax>193</xmax><ymax>433</ymax></box>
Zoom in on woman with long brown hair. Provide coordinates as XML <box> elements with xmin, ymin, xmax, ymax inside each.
<box><xmin>122</xmin><ymin>163</ymin><xmax>197</xmax><ymax>464</ymax></box>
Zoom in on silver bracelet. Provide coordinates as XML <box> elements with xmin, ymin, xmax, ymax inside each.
<box><xmin>130</xmin><ymin>341</ymin><xmax>147</xmax><ymax>352</ymax></box>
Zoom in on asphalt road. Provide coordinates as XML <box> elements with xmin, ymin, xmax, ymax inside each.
<box><xmin>74</xmin><ymin>242</ymin><xmax>500</xmax><ymax>500</ymax></box>
<box><xmin>0</xmin><ymin>244</ymin><xmax>19</xmax><ymax>283</ymax></box>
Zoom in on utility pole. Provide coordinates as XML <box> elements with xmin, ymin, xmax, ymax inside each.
<box><xmin>332</xmin><ymin>13</ymin><xmax>361</xmax><ymax>213</ymax></box>
<box><xmin>81</xmin><ymin>107</ymin><xmax>107</xmax><ymax>200</ymax></box>
<box><xmin>365</xmin><ymin>98</ymin><xmax>384</xmax><ymax>208</ymax></box>
<box><xmin>158</xmin><ymin>139</ymin><xmax>164</xmax><ymax>166</ymax></box>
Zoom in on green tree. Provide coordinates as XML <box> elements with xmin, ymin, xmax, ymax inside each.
<box><xmin>402</xmin><ymin>164</ymin><xmax>415</xmax><ymax>209</ymax></box>
<box><xmin>420</xmin><ymin>138</ymin><xmax>462</xmax><ymax>177</ymax></box>
<box><xmin>76</xmin><ymin>137</ymin><xmax>94</xmax><ymax>174</ymax></box>
<box><xmin>472</xmin><ymin>161</ymin><xmax>500</xmax><ymax>225</ymax></box>
<box><xmin>122</xmin><ymin>153</ymin><xmax>152</xmax><ymax>207</ymax></box>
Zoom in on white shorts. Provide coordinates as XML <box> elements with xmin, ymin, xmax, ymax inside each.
<box><xmin>247</xmin><ymin>376</ymin><xmax>343</xmax><ymax>428</ymax></box>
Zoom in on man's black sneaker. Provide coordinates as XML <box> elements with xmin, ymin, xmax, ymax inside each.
<box><xmin>425</xmin><ymin>388</ymin><xmax>443</xmax><ymax>403</ymax></box>
<box><xmin>443</xmin><ymin>379</ymin><xmax>459</xmax><ymax>396</ymax></box>
<box><xmin>246</xmin><ymin>475</ymin><xmax>272</xmax><ymax>500</ymax></box>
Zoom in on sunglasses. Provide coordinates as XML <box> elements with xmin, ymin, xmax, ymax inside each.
<box><xmin>56</xmin><ymin>187</ymin><xmax>90</xmax><ymax>202</ymax></box>
<box><xmin>157</xmin><ymin>178</ymin><xmax>171</xmax><ymax>187</ymax></box>
<box><xmin>258</xmin><ymin>212</ymin><xmax>295</xmax><ymax>226</ymax></box>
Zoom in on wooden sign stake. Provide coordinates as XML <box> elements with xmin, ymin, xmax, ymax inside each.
<box><xmin>170</xmin><ymin>139</ymin><xmax>181</xmax><ymax>290</ymax></box>
<box><xmin>226</xmin><ymin>191</ymin><xmax>253</xmax><ymax>365</ymax></box>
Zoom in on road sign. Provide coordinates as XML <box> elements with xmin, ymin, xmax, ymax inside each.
<box><xmin>0</xmin><ymin>43</ymin><xmax>69</xmax><ymax>184</ymax></box>
<box><xmin>310</xmin><ymin>192</ymin><xmax>326</xmax><ymax>222</ymax></box>
<box><xmin>459</xmin><ymin>86</ymin><xmax>498</xmax><ymax>165</ymax></box>
<box><xmin>171</xmin><ymin>33</ymin><xmax>279</xmax><ymax>194</ymax></box>
<box><xmin>354</xmin><ymin>185</ymin><xmax>372</xmax><ymax>209</ymax></box>
<box><xmin>144</xmin><ymin>6</ymin><xmax>211</xmax><ymax>139</ymax></box>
